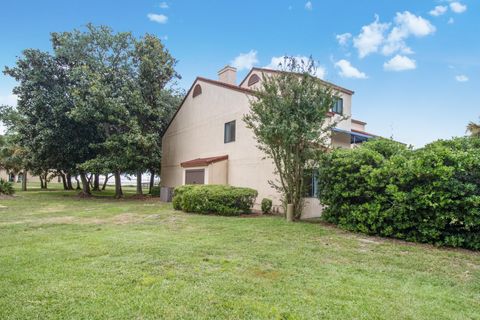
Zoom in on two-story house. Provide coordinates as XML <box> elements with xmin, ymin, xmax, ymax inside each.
<box><xmin>161</xmin><ymin>66</ymin><xmax>375</xmax><ymax>218</ymax></box>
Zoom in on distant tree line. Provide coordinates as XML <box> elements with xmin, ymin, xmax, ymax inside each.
<box><xmin>0</xmin><ymin>24</ymin><xmax>182</xmax><ymax>197</ymax></box>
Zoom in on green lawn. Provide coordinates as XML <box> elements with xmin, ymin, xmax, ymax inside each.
<box><xmin>0</xmin><ymin>184</ymin><xmax>479</xmax><ymax>319</ymax></box>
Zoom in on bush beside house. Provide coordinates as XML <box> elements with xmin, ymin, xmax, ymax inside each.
<box><xmin>261</xmin><ymin>198</ymin><xmax>273</xmax><ymax>214</ymax></box>
<box><xmin>173</xmin><ymin>185</ymin><xmax>258</xmax><ymax>216</ymax></box>
<box><xmin>318</xmin><ymin>138</ymin><xmax>480</xmax><ymax>250</ymax></box>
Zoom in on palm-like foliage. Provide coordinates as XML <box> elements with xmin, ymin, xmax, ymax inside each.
<box><xmin>467</xmin><ymin>121</ymin><xmax>480</xmax><ymax>137</ymax></box>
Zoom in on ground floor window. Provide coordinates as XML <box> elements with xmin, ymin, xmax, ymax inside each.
<box><xmin>304</xmin><ymin>169</ymin><xmax>319</xmax><ymax>198</ymax></box>
<box><xmin>185</xmin><ymin>169</ymin><xmax>205</xmax><ymax>185</ymax></box>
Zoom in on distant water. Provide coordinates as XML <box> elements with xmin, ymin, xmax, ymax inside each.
<box><xmin>99</xmin><ymin>174</ymin><xmax>160</xmax><ymax>186</ymax></box>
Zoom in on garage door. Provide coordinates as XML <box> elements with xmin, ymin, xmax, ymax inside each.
<box><xmin>185</xmin><ymin>169</ymin><xmax>205</xmax><ymax>184</ymax></box>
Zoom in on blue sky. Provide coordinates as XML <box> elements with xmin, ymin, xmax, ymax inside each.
<box><xmin>0</xmin><ymin>0</ymin><xmax>478</xmax><ymax>146</ymax></box>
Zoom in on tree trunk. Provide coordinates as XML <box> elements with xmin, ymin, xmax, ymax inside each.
<box><xmin>114</xmin><ymin>171</ymin><xmax>123</xmax><ymax>199</ymax></box>
<box><xmin>149</xmin><ymin>169</ymin><xmax>155</xmax><ymax>194</ymax></box>
<box><xmin>102</xmin><ymin>174</ymin><xmax>110</xmax><ymax>190</ymax></box>
<box><xmin>60</xmin><ymin>172</ymin><xmax>68</xmax><ymax>190</ymax></box>
<box><xmin>79</xmin><ymin>171</ymin><xmax>91</xmax><ymax>196</ymax></box>
<box><xmin>21</xmin><ymin>169</ymin><xmax>27</xmax><ymax>191</ymax></box>
<box><xmin>92</xmin><ymin>173</ymin><xmax>100</xmax><ymax>191</ymax></box>
<box><xmin>87</xmin><ymin>173</ymin><xmax>94</xmax><ymax>188</ymax></box>
<box><xmin>39</xmin><ymin>175</ymin><xmax>45</xmax><ymax>189</ymax></box>
<box><xmin>74</xmin><ymin>176</ymin><xmax>81</xmax><ymax>190</ymax></box>
<box><xmin>44</xmin><ymin>173</ymin><xmax>48</xmax><ymax>189</ymax></box>
<box><xmin>66</xmin><ymin>173</ymin><xmax>73</xmax><ymax>190</ymax></box>
<box><xmin>136</xmin><ymin>170</ymin><xmax>143</xmax><ymax>195</ymax></box>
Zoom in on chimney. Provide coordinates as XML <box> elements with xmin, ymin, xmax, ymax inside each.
<box><xmin>218</xmin><ymin>65</ymin><xmax>237</xmax><ymax>85</ymax></box>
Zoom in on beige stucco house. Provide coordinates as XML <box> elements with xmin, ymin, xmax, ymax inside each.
<box><xmin>161</xmin><ymin>66</ymin><xmax>375</xmax><ymax>218</ymax></box>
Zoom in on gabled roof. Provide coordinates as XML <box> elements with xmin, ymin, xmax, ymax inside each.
<box><xmin>181</xmin><ymin>155</ymin><xmax>228</xmax><ymax>167</ymax></box>
<box><xmin>196</xmin><ymin>77</ymin><xmax>254</xmax><ymax>95</ymax></box>
<box><xmin>163</xmin><ymin>68</ymin><xmax>356</xmax><ymax>137</ymax></box>
<box><xmin>239</xmin><ymin>67</ymin><xmax>355</xmax><ymax>95</ymax></box>
<box><xmin>163</xmin><ymin>77</ymin><xmax>253</xmax><ymax>136</ymax></box>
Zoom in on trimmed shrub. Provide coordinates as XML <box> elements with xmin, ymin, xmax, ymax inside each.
<box><xmin>172</xmin><ymin>185</ymin><xmax>195</xmax><ymax>210</ymax></box>
<box><xmin>172</xmin><ymin>184</ymin><xmax>258</xmax><ymax>216</ymax></box>
<box><xmin>318</xmin><ymin>137</ymin><xmax>480</xmax><ymax>250</ymax></box>
<box><xmin>261</xmin><ymin>198</ymin><xmax>273</xmax><ymax>214</ymax></box>
<box><xmin>0</xmin><ymin>179</ymin><xmax>14</xmax><ymax>195</ymax></box>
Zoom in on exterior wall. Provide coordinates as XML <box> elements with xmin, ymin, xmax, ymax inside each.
<box><xmin>332</xmin><ymin>131</ymin><xmax>352</xmax><ymax>149</ymax></box>
<box><xmin>302</xmin><ymin>198</ymin><xmax>324</xmax><ymax>219</ymax></box>
<box><xmin>162</xmin><ymin>72</ymin><xmax>356</xmax><ymax>218</ymax></box>
<box><xmin>208</xmin><ymin>160</ymin><xmax>228</xmax><ymax>185</ymax></box>
<box><xmin>162</xmin><ymin>79</ymin><xmax>282</xmax><ymax>209</ymax></box>
<box><xmin>352</xmin><ymin>120</ymin><xmax>366</xmax><ymax>131</ymax></box>
<box><xmin>0</xmin><ymin>169</ymin><xmax>8</xmax><ymax>181</ymax></box>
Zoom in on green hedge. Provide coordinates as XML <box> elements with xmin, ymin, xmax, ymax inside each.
<box><xmin>172</xmin><ymin>184</ymin><xmax>258</xmax><ymax>216</ymax></box>
<box><xmin>261</xmin><ymin>198</ymin><xmax>273</xmax><ymax>214</ymax></box>
<box><xmin>0</xmin><ymin>179</ymin><xmax>14</xmax><ymax>195</ymax></box>
<box><xmin>318</xmin><ymin>137</ymin><xmax>480</xmax><ymax>250</ymax></box>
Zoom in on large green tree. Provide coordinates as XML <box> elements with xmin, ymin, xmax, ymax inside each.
<box><xmin>52</xmin><ymin>25</ymin><xmax>180</xmax><ymax>198</ymax></box>
<box><xmin>2</xmin><ymin>49</ymin><xmax>99</xmax><ymax>193</ymax></box>
<box><xmin>130</xmin><ymin>34</ymin><xmax>180</xmax><ymax>195</ymax></box>
<box><xmin>52</xmin><ymin>24</ymin><xmax>140</xmax><ymax>198</ymax></box>
<box><xmin>243</xmin><ymin>57</ymin><xmax>343</xmax><ymax>219</ymax></box>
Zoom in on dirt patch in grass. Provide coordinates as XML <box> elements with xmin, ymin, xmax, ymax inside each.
<box><xmin>239</xmin><ymin>212</ymin><xmax>264</xmax><ymax>218</ymax></box>
<box><xmin>0</xmin><ymin>212</ymin><xmax>181</xmax><ymax>227</ymax></box>
<box><xmin>110</xmin><ymin>213</ymin><xmax>143</xmax><ymax>225</ymax></box>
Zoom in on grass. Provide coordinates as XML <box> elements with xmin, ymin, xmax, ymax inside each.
<box><xmin>0</xmin><ymin>184</ymin><xmax>479</xmax><ymax>319</ymax></box>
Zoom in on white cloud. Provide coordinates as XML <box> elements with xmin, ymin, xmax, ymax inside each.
<box><xmin>336</xmin><ymin>33</ymin><xmax>352</xmax><ymax>46</ymax></box>
<box><xmin>455</xmin><ymin>75</ymin><xmax>469</xmax><ymax>82</ymax></box>
<box><xmin>353</xmin><ymin>15</ymin><xmax>390</xmax><ymax>58</ymax></box>
<box><xmin>265</xmin><ymin>55</ymin><xmax>326</xmax><ymax>79</ymax></box>
<box><xmin>383</xmin><ymin>55</ymin><xmax>416</xmax><ymax>71</ymax></box>
<box><xmin>231</xmin><ymin>50</ymin><xmax>259</xmax><ymax>71</ymax></box>
<box><xmin>448</xmin><ymin>17</ymin><xmax>455</xmax><ymax>24</ymax></box>
<box><xmin>334</xmin><ymin>59</ymin><xmax>367</xmax><ymax>79</ymax></box>
<box><xmin>429</xmin><ymin>5</ymin><xmax>448</xmax><ymax>16</ymax></box>
<box><xmin>382</xmin><ymin>11</ymin><xmax>435</xmax><ymax>56</ymax></box>
<box><xmin>158</xmin><ymin>2</ymin><xmax>168</xmax><ymax>9</ymax></box>
<box><xmin>450</xmin><ymin>2</ymin><xmax>467</xmax><ymax>13</ymax></box>
<box><xmin>147</xmin><ymin>13</ymin><xmax>168</xmax><ymax>24</ymax></box>
<box><xmin>305</xmin><ymin>1</ymin><xmax>312</xmax><ymax>10</ymax></box>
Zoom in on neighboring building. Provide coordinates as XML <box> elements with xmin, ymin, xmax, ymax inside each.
<box><xmin>0</xmin><ymin>169</ymin><xmax>42</xmax><ymax>183</ymax></box>
<box><xmin>161</xmin><ymin>66</ymin><xmax>376</xmax><ymax>218</ymax></box>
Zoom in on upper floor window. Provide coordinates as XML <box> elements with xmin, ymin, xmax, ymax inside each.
<box><xmin>248</xmin><ymin>74</ymin><xmax>260</xmax><ymax>86</ymax></box>
<box><xmin>332</xmin><ymin>98</ymin><xmax>343</xmax><ymax>114</ymax></box>
<box><xmin>192</xmin><ymin>84</ymin><xmax>202</xmax><ymax>98</ymax></box>
<box><xmin>224</xmin><ymin>120</ymin><xmax>236</xmax><ymax>143</ymax></box>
